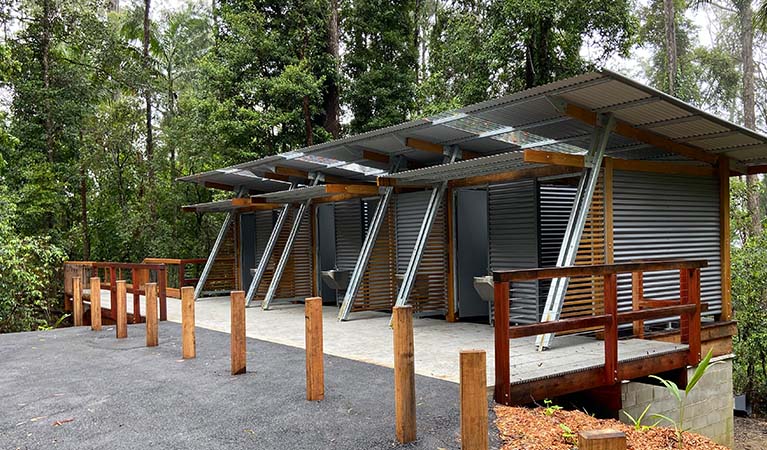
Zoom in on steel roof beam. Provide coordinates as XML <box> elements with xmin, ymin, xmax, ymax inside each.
<box><xmin>536</xmin><ymin>114</ymin><xmax>616</xmax><ymax>350</ymax></box>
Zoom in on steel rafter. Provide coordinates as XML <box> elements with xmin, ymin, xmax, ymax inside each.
<box><xmin>536</xmin><ymin>114</ymin><xmax>616</xmax><ymax>350</ymax></box>
<box><xmin>262</xmin><ymin>177</ymin><xmax>321</xmax><ymax>310</ymax></box>
<box><xmin>391</xmin><ymin>147</ymin><xmax>460</xmax><ymax>318</ymax></box>
<box><xmin>245</xmin><ymin>183</ymin><xmax>297</xmax><ymax>307</ymax></box>
<box><xmin>337</xmin><ymin>158</ymin><xmax>403</xmax><ymax>321</ymax></box>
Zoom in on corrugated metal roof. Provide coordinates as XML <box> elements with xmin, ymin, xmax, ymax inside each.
<box><xmin>252</xmin><ymin>185</ymin><xmax>335</xmax><ymax>203</ymax></box>
<box><xmin>179</xmin><ymin>70</ymin><xmax>767</xmax><ymax>193</ymax></box>
<box><xmin>383</xmin><ymin>151</ymin><xmax>535</xmax><ymax>185</ymax></box>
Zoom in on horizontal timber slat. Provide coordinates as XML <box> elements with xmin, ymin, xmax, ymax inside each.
<box><xmin>494</xmin><ymin>260</ymin><xmax>708</xmax><ymax>282</ymax></box>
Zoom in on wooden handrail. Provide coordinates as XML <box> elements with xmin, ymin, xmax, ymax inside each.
<box><xmin>492</xmin><ymin>259</ymin><xmax>703</xmax><ymax>406</ymax></box>
<box><xmin>508</xmin><ymin>315</ymin><xmax>612</xmax><ymax>339</ymax></box>
<box><xmin>493</xmin><ymin>259</ymin><xmax>708</xmax><ymax>282</ymax></box>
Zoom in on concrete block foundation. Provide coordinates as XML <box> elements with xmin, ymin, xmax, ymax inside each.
<box><xmin>619</xmin><ymin>356</ymin><xmax>734</xmax><ymax>447</ymax></box>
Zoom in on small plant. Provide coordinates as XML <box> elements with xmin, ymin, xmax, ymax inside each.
<box><xmin>559</xmin><ymin>423</ymin><xmax>576</xmax><ymax>444</ymax></box>
<box><xmin>621</xmin><ymin>403</ymin><xmax>660</xmax><ymax>432</ymax></box>
<box><xmin>650</xmin><ymin>348</ymin><xmax>715</xmax><ymax>449</ymax></box>
<box><xmin>38</xmin><ymin>313</ymin><xmax>70</xmax><ymax>331</ymax></box>
<box><xmin>543</xmin><ymin>399</ymin><xmax>563</xmax><ymax>416</ymax></box>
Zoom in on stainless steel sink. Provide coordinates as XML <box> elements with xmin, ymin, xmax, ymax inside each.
<box><xmin>473</xmin><ymin>275</ymin><xmax>495</xmax><ymax>302</ymax></box>
<box><xmin>321</xmin><ymin>269</ymin><xmax>351</xmax><ymax>290</ymax></box>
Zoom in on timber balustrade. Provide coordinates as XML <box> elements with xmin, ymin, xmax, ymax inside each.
<box><xmin>142</xmin><ymin>258</ymin><xmax>207</xmax><ymax>298</ymax></box>
<box><xmin>64</xmin><ymin>261</ymin><xmax>168</xmax><ymax>324</ymax></box>
<box><xmin>492</xmin><ymin>259</ymin><xmax>706</xmax><ymax>405</ymax></box>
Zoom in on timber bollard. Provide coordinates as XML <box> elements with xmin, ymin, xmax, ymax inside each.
<box><xmin>116</xmin><ymin>280</ymin><xmax>127</xmax><ymax>338</ymax></box>
<box><xmin>460</xmin><ymin>350</ymin><xmax>488</xmax><ymax>450</ymax></box>
<box><xmin>73</xmin><ymin>277</ymin><xmax>84</xmax><ymax>327</ymax></box>
<box><xmin>230</xmin><ymin>291</ymin><xmax>246</xmax><ymax>375</ymax></box>
<box><xmin>578</xmin><ymin>429</ymin><xmax>627</xmax><ymax>450</ymax></box>
<box><xmin>393</xmin><ymin>305</ymin><xmax>416</xmax><ymax>443</ymax></box>
<box><xmin>181</xmin><ymin>286</ymin><xmax>196</xmax><ymax>359</ymax></box>
<box><xmin>305</xmin><ymin>297</ymin><xmax>324</xmax><ymax>401</ymax></box>
<box><xmin>90</xmin><ymin>277</ymin><xmax>101</xmax><ymax>331</ymax></box>
<box><xmin>145</xmin><ymin>282</ymin><xmax>158</xmax><ymax>347</ymax></box>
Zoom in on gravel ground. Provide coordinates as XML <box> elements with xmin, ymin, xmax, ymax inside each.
<box><xmin>0</xmin><ymin>322</ymin><xmax>501</xmax><ymax>450</ymax></box>
<box><xmin>734</xmin><ymin>416</ymin><xmax>767</xmax><ymax>450</ymax></box>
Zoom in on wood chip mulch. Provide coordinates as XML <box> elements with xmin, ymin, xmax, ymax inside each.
<box><xmin>495</xmin><ymin>405</ymin><xmax>728</xmax><ymax>450</ymax></box>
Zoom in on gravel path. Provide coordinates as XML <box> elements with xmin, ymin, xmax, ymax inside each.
<box><xmin>0</xmin><ymin>323</ymin><xmax>500</xmax><ymax>449</ymax></box>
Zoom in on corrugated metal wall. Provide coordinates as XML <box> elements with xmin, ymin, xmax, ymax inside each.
<box><xmin>334</xmin><ymin>199</ymin><xmax>364</xmax><ymax>270</ymax></box>
<box><xmin>395</xmin><ymin>191</ymin><xmax>449</xmax><ymax>314</ymax></box>
<box><xmin>488</xmin><ymin>180</ymin><xmax>540</xmax><ymax>323</ymax></box>
<box><xmin>613</xmin><ymin>171</ymin><xmax>721</xmax><ymax>317</ymax></box>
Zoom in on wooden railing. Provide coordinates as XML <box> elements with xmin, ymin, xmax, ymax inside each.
<box><xmin>64</xmin><ymin>261</ymin><xmax>168</xmax><ymax>323</ymax></box>
<box><xmin>491</xmin><ymin>259</ymin><xmax>706</xmax><ymax>405</ymax></box>
<box><xmin>142</xmin><ymin>258</ymin><xmax>207</xmax><ymax>298</ymax></box>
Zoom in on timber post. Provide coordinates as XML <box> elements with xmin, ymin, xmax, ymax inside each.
<box><xmin>145</xmin><ymin>282</ymin><xmax>158</xmax><ymax>347</ymax></box>
<box><xmin>493</xmin><ymin>281</ymin><xmax>510</xmax><ymax>405</ymax></box>
<box><xmin>305</xmin><ymin>297</ymin><xmax>324</xmax><ymax>401</ymax></box>
<box><xmin>460</xmin><ymin>350</ymin><xmax>488</xmax><ymax>450</ymax></box>
<box><xmin>231</xmin><ymin>291</ymin><xmax>246</xmax><ymax>375</ymax></box>
<box><xmin>90</xmin><ymin>276</ymin><xmax>101</xmax><ymax>331</ymax></box>
<box><xmin>393</xmin><ymin>305</ymin><xmax>416</xmax><ymax>443</ymax></box>
<box><xmin>116</xmin><ymin>280</ymin><xmax>127</xmax><ymax>339</ymax></box>
<box><xmin>72</xmin><ymin>277</ymin><xmax>83</xmax><ymax>327</ymax></box>
<box><xmin>578</xmin><ymin>429</ymin><xmax>626</xmax><ymax>450</ymax></box>
<box><xmin>181</xmin><ymin>286</ymin><xmax>196</xmax><ymax>359</ymax></box>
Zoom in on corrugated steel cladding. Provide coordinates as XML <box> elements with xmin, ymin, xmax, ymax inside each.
<box><xmin>333</xmin><ymin>200</ymin><xmax>364</xmax><ymax>271</ymax></box>
<box><xmin>488</xmin><ymin>180</ymin><xmax>540</xmax><ymax>323</ymax></box>
<box><xmin>612</xmin><ymin>171</ymin><xmax>721</xmax><ymax>317</ymax></box>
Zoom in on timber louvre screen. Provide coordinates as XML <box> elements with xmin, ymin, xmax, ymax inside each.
<box><xmin>253</xmin><ymin>208</ymin><xmax>313</xmax><ymax>302</ymax></box>
<box><xmin>612</xmin><ymin>170</ymin><xmax>721</xmax><ymax>317</ymax></box>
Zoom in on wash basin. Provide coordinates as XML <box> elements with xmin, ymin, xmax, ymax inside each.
<box><xmin>321</xmin><ymin>269</ymin><xmax>351</xmax><ymax>290</ymax></box>
<box><xmin>473</xmin><ymin>276</ymin><xmax>495</xmax><ymax>302</ymax></box>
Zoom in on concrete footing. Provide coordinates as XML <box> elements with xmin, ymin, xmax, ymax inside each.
<box><xmin>619</xmin><ymin>356</ymin><xmax>734</xmax><ymax>447</ymax></box>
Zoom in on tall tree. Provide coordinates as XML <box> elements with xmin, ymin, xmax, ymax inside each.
<box><xmin>663</xmin><ymin>0</ymin><xmax>678</xmax><ymax>95</ymax></box>
<box><xmin>142</xmin><ymin>0</ymin><xmax>153</xmax><ymax>185</ymax></box>
<box><xmin>485</xmin><ymin>0</ymin><xmax>636</xmax><ymax>92</ymax></box>
<box><xmin>342</xmin><ymin>0</ymin><xmax>418</xmax><ymax>132</ymax></box>
<box><xmin>323</xmin><ymin>0</ymin><xmax>340</xmax><ymax>138</ymax></box>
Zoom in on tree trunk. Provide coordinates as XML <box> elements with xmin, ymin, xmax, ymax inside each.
<box><xmin>80</xmin><ymin>163</ymin><xmax>90</xmax><ymax>260</ymax></box>
<box><xmin>323</xmin><ymin>0</ymin><xmax>340</xmax><ymax>138</ymax></box>
<box><xmin>143</xmin><ymin>0</ymin><xmax>154</xmax><ymax>185</ymax></box>
<box><xmin>663</xmin><ymin>0</ymin><xmax>677</xmax><ymax>95</ymax></box>
<box><xmin>303</xmin><ymin>95</ymin><xmax>313</xmax><ymax>146</ymax></box>
<box><xmin>740</xmin><ymin>2</ymin><xmax>760</xmax><ymax>237</ymax></box>
<box><xmin>109</xmin><ymin>0</ymin><xmax>119</xmax><ymax>11</ymax></box>
<box><xmin>41</xmin><ymin>0</ymin><xmax>53</xmax><ymax>164</ymax></box>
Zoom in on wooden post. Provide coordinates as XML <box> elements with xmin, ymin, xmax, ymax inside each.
<box><xmin>181</xmin><ymin>286</ymin><xmax>195</xmax><ymax>359</ymax></box>
<box><xmin>145</xmin><ymin>282</ymin><xmax>158</xmax><ymax>347</ymax></box>
<box><xmin>231</xmin><ymin>291</ymin><xmax>246</xmax><ymax>375</ymax></box>
<box><xmin>393</xmin><ymin>305</ymin><xmax>416</xmax><ymax>443</ymax></box>
<box><xmin>719</xmin><ymin>157</ymin><xmax>732</xmax><ymax>321</ymax></box>
<box><xmin>578</xmin><ymin>429</ymin><xmax>627</xmax><ymax>450</ymax></box>
<box><xmin>73</xmin><ymin>277</ymin><xmax>83</xmax><ymax>327</ymax></box>
<box><xmin>131</xmin><ymin>268</ymin><xmax>141</xmax><ymax>324</ymax></box>
<box><xmin>158</xmin><ymin>266</ymin><xmax>168</xmax><ymax>321</ymax></box>
<box><xmin>305</xmin><ymin>297</ymin><xmax>324</xmax><ymax>400</ymax></box>
<box><xmin>116</xmin><ymin>280</ymin><xmax>127</xmax><ymax>339</ymax></box>
<box><xmin>682</xmin><ymin>268</ymin><xmax>702</xmax><ymax>366</ymax></box>
<box><xmin>493</xmin><ymin>281</ymin><xmax>511</xmax><ymax>405</ymax></box>
<box><xmin>90</xmin><ymin>276</ymin><xmax>101</xmax><ymax>331</ymax></box>
<box><xmin>460</xmin><ymin>350</ymin><xmax>488</xmax><ymax>450</ymax></box>
<box><xmin>109</xmin><ymin>266</ymin><xmax>117</xmax><ymax>320</ymax></box>
<box><xmin>603</xmin><ymin>273</ymin><xmax>618</xmax><ymax>385</ymax></box>
<box><xmin>631</xmin><ymin>271</ymin><xmax>644</xmax><ymax>338</ymax></box>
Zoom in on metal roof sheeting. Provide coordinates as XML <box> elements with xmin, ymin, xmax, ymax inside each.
<box><xmin>179</xmin><ymin>70</ymin><xmax>767</xmax><ymax>193</ymax></box>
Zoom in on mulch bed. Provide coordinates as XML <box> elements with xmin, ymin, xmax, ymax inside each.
<box><xmin>495</xmin><ymin>405</ymin><xmax>728</xmax><ymax>450</ymax></box>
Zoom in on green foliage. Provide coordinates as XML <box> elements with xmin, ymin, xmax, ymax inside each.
<box><xmin>621</xmin><ymin>403</ymin><xmax>660</xmax><ymax>432</ymax></box>
<box><xmin>558</xmin><ymin>423</ymin><xmax>576</xmax><ymax>445</ymax></box>
<box><xmin>543</xmin><ymin>399</ymin><xmax>563</xmax><ymax>416</ymax></box>
<box><xmin>0</xmin><ymin>187</ymin><xmax>66</xmax><ymax>333</ymax></box>
<box><xmin>650</xmin><ymin>349</ymin><xmax>714</xmax><ymax>449</ymax></box>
